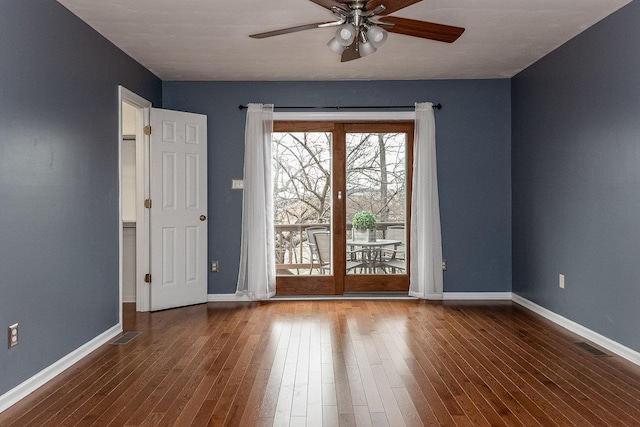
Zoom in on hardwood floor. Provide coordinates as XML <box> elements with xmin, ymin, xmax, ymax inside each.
<box><xmin>2</xmin><ymin>300</ymin><xmax>640</xmax><ymax>426</ymax></box>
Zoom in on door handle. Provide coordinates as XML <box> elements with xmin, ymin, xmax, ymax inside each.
<box><xmin>200</xmin><ymin>215</ymin><xmax>207</xmax><ymax>221</ymax></box>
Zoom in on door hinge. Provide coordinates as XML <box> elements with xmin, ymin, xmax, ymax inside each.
<box><xmin>144</xmin><ymin>273</ymin><xmax>151</xmax><ymax>283</ymax></box>
<box><xmin>144</xmin><ymin>125</ymin><xmax>151</xmax><ymax>136</ymax></box>
<box><xmin>144</xmin><ymin>199</ymin><xmax>152</xmax><ymax>209</ymax></box>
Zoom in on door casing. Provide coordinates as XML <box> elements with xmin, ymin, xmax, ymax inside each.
<box><xmin>118</xmin><ymin>86</ymin><xmax>152</xmax><ymax>319</ymax></box>
<box><xmin>273</xmin><ymin>113</ymin><xmax>414</xmax><ymax>295</ymax></box>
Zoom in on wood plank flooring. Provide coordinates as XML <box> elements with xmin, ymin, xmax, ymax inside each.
<box><xmin>2</xmin><ymin>300</ymin><xmax>640</xmax><ymax>426</ymax></box>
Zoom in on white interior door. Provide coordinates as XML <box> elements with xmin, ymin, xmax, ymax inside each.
<box><xmin>149</xmin><ymin>108</ymin><xmax>207</xmax><ymax>311</ymax></box>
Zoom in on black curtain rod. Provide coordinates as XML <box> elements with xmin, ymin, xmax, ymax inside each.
<box><xmin>238</xmin><ymin>103</ymin><xmax>442</xmax><ymax>111</ymax></box>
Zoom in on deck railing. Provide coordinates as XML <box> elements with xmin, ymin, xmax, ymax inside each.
<box><xmin>274</xmin><ymin>222</ymin><xmax>403</xmax><ymax>273</ymax></box>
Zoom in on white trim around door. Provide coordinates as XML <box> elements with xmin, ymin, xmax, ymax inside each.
<box><xmin>118</xmin><ymin>86</ymin><xmax>152</xmax><ymax>317</ymax></box>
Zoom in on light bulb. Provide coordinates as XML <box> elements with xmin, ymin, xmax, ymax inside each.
<box><xmin>327</xmin><ymin>37</ymin><xmax>344</xmax><ymax>54</ymax></box>
<box><xmin>335</xmin><ymin>24</ymin><xmax>356</xmax><ymax>46</ymax></box>
<box><xmin>366</xmin><ymin>25</ymin><xmax>388</xmax><ymax>47</ymax></box>
<box><xmin>359</xmin><ymin>41</ymin><xmax>377</xmax><ymax>57</ymax></box>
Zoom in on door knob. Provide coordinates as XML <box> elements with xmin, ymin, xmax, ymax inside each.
<box><xmin>200</xmin><ymin>215</ymin><xmax>207</xmax><ymax>221</ymax></box>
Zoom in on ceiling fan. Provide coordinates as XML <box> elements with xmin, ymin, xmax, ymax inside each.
<box><xmin>249</xmin><ymin>0</ymin><xmax>465</xmax><ymax>62</ymax></box>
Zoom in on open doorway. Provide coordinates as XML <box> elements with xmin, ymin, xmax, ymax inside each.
<box><xmin>121</xmin><ymin>102</ymin><xmax>138</xmax><ymax>304</ymax></box>
<box><xmin>118</xmin><ymin>87</ymin><xmax>151</xmax><ymax>322</ymax></box>
<box><xmin>118</xmin><ymin>87</ymin><xmax>209</xmax><ymax>318</ymax></box>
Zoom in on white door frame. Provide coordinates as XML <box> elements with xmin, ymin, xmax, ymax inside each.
<box><xmin>118</xmin><ymin>86</ymin><xmax>152</xmax><ymax>323</ymax></box>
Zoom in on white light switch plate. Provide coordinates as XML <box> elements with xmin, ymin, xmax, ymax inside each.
<box><xmin>231</xmin><ymin>179</ymin><xmax>244</xmax><ymax>190</ymax></box>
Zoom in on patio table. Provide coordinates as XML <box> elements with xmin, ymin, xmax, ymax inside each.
<box><xmin>346</xmin><ymin>239</ymin><xmax>402</xmax><ymax>273</ymax></box>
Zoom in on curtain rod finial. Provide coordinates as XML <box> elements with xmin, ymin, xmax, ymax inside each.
<box><xmin>238</xmin><ymin>104</ymin><xmax>246</xmax><ymax>110</ymax></box>
<box><xmin>434</xmin><ymin>103</ymin><xmax>442</xmax><ymax>110</ymax></box>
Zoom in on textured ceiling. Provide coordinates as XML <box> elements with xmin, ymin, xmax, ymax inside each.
<box><xmin>57</xmin><ymin>0</ymin><xmax>631</xmax><ymax>81</ymax></box>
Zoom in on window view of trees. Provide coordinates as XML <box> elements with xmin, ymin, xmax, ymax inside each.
<box><xmin>272</xmin><ymin>132</ymin><xmax>332</xmax><ymax>226</ymax></box>
<box><xmin>346</xmin><ymin>132</ymin><xmax>406</xmax><ymax>224</ymax></box>
<box><xmin>272</xmin><ymin>130</ymin><xmax>407</xmax><ymax>274</ymax></box>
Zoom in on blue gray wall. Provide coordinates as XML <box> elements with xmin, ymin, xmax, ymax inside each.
<box><xmin>0</xmin><ymin>1</ymin><xmax>161</xmax><ymax>395</ymax></box>
<box><xmin>512</xmin><ymin>0</ymin><xmax>640</xmax><ymax>352</ymax></box>
<box><xmin>162</xmin><ymin>80</ymin><xmax>512</xmax><ymax>295</ymax></box>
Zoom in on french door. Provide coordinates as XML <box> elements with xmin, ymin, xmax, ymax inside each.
<box><xmin>273</xmin><ymin>121</ymin><xmax>413</xmax><ymax>295</ymax></box>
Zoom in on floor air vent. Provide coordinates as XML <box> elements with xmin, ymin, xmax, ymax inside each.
<box><xmin>574</xmin><ymin>341</ymin><xmax>610</xmax><ymax>357</ymax></box>
<box><xmin>110</xmin><ymin>331</ymin><xmax>141</xmax><ymax>345</ymax></box>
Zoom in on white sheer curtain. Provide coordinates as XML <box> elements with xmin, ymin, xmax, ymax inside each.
<box><xmin>409</xmin><ymin>102</ymin><xmax>444</xmax><ymax>299</ymax></box>
<box><xmin>236</xmin><ymin>103</ymin><xmax>276</xmax><ymax>300</ymax></box>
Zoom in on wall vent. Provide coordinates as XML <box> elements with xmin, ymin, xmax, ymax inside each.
<box><xmin>574</xmin><ymin>341</ymin><xmax>610</xmax><ymax>357</ymax></box>
<box><xmin>110</xmin><ymin>331</ymin><xmax>141</xmax><ymax>345</ymax></box>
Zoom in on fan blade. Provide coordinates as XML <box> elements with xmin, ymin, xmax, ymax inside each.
<box><xmin>366</xmin><ymin>0</ymin><xmax>422</xmax><ymax>15</ymax></box>
<box><xmin>250</xmin><ymin>22</ymin><xmax>334</xmax><ymax>39</ymax></box>
<box><xmin>378</xmin><ymin>16</ymin><xmax>465</xmax><ymax>43</ymax></box>
<box><xmin>341</xmin><ymin>38</ymin><xmax>361</xmax><ymax>62</ymax></box>
<box><xmin>308</xmin><ymin>0</ymin><xmax>349</xmax><ymax>12</ymax></box>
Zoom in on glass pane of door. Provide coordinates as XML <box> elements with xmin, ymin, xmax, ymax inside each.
<box><xmin>346</xmin><ymin>132</ymin><xmax>407</xmax><ymax>275</ymax></box>
<box><xmin>272</xmin><ymin>131</ymin><xmax>332</xmax><ymax>276</ymax></box>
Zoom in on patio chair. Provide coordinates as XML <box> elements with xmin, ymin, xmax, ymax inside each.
<box><xmin>381</xmin><ymin>226</ymin><xmax>406</xmax><ymax>273</ymax></box>
<box><xmin>379</xmin><ymin>248</ymin><xmax>406</xmax><ymax>273</ymax></box>
<box><xmin>384</xmin><ymin>226</ymin><xmax>406</xmax><ymax>259</ymax></box>
<box><xmin>313</xmin><ymin>231</ymin><xmax>365</xmax><ymax>274</ymax></box>
<box><xmin>306</xmin><ymin>226</ymin><xmax>328</xmax><ymax>274</ymax></box>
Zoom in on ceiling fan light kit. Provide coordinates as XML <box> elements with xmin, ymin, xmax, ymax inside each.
<box><xmin>249</xmin><ymin>0</ymin><xmax>465</xmax><ymax>63</ymax></box>
<box><xmin>327</xmin><ymin>37</ymin><xmax>346</xmax><ymax>53</ymax></box>
<box><xmin>359</xmin><ymin>39</ymin><xmax>377</xmax><ymax>57</ymax></box>
<box><xmin>336</xmin><ymin>23</ymin><xmax>357</xmax><ymax>46</ymax></box>
<box><xmin>366</xmin><ymin>24</ymin><xmax>388</xmax><ymax>47</ymax></box>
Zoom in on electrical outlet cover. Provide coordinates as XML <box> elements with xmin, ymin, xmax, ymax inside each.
<box><xmin>8</xmin><ymin>323</ymin><xmax>18</xmax><ymax>348</ymax></box>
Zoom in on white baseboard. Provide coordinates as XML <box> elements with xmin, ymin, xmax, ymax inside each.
<box><xmin>443</xmin><ymin>292</ymin><xmax>513</xmax><ymax>300</ymax></box>
<box><xmin>512</xmin><ymin>294</ymin><xmax>640</xmax><ymax>366</ymax></box>
<box><xmin>420</xmin><ymin>293</ymin><xmax>443</xmax><ymax>300</ymax></box>
<box><xmin>208</xmin><ymin>294</ymin><xmax>253</xmax><ymax>302</ymax></box>
<box><xmin>209</xmin><ymin>292</ymin><xmax>512</xmax><ymax>301</ymax></box>
<box><xmin>0</xmin><ymin>324</ymin><xmax>121</xmax><ymax>414</ymax></box>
